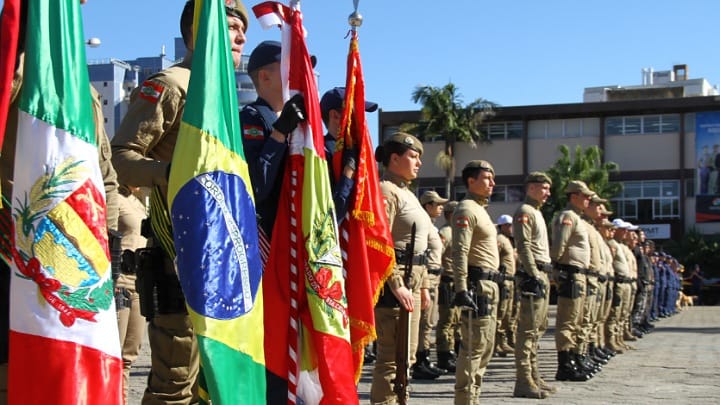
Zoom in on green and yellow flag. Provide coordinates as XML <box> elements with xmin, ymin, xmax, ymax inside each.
<box><xmin>167</xmin><ymin>1</ymin><xmax>265</xmax><ymax>403</ymax></box>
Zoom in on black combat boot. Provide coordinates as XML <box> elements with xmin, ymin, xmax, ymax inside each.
<box><xmin>437</xmin><ymin>351</ymin><xmax>457</xmax><ymax>372</ymax></box>
<box><xmin>423</xmin><ymin>350</ymin><xmax>447</xmax><ymax>375</ymax></box>
<box><xmin>575</xmin><ymin>352</ymin><xmax>601</xmax><ymax>374</ymax></box>
<box><xmin>555</xmin><ymin>351</ymin><xmax>591</xmax><ymax>382</ymax></box>
<box><xmin>588</xmin><ymin>344</ymin><xmax>609</xmax><ymax>365</ymax></box>
<box><xmin>411</xmin><ymin>351</ymin><xmax>441</xmax><ymax>380</ymax></box>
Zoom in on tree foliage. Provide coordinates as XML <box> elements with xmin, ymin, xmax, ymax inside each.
<box><xmin>664</xmin><ymin>227</ymin><xmax>720</xmax><ymax>279</ymax></box>
<box><xmin>542</xmin><ymin>145</ymin><xmax>622</xmax><ymax>224</ymax></box>
<box><xmin>402</xmin><ymin>83</ymin><xmax>497</xmax><ymax>197</ymax></box>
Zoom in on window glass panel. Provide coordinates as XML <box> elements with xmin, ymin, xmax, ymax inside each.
<box><xmin>684</xmin><ymin>113</ymin><xmax>695</xmax><ymax>134</ymax></box>
<box><xmin>642</xmin><ymin>181</ymin><xmax>660</xmax><ymax>197</ymax></box>
<box><xmin>507</xmin><ymin>121</ymin><xmax>523</xmax><ymax>139</ymax></box>
<box><xmin>527</xmin><ymin>120</ymin><xmax>546</xmax><ymax>139</ymax></box>
<box><xmin>661</xmin><ymin>114</ymin><xmax>680</xmax><ymax>133</ymax></box>
<box><xmin>547</xmin><ymin>119</ymin><xmax>564</xmax><ymax>138</ymax></box>
<box><xmin>507</xmin><ymin>185</ymin><xmax>525</xmax><ymax>202</ymax></box>
<box><xmin>489</xmin><ymin>123</ymin><xmax>506</xmax><ymax>140</ymax></box>
<box><xmin>491</xmin><ymin>185</ymin><xmax>506</xmax><ymax>202</ymax></box>
<box><xmin>662</xmin><ymin>181</ymin><xmax>679</xmax><ymax>197</ymax></box>
<box><xmin>582</xmin><ymin>117</ymin><xmax>600</xmax><ymax>137</ymax></box>
<box><xmin>454</xmin><ymin>186</ymin><xmax>467</xmax><ymax>201</ymax></box>
<box><xmin>565</xmin><ymin>119</ymin><xmax>582</xmax><ymax>138</ymax></box>
<box><xmin>623</xmin><ymin>182</ymin><xmax>641</xmax><ymax>198</ymax></box>
<box><xmin>624</xmin><ymin>116</ymin><xmax>642</xmax><ymax>134</ymax></box>
<box><xmin>643</xmin><ymin>115</ymin><xmax>661</xmax><ymax>134</ymax></box>
<box><xmin>606</xmin><ymin>117</ymin><xmax>623</xmax><ymax>136</ymax></box>
<box><xmin>623</xmin><ymin>200</ymin><xmax>637</xmax><ymax>218</ymax></box>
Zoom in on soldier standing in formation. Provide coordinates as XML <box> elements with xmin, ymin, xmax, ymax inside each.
<box><xmin>494</xmin><ymin>214</ymin><xmax>516</xmax><ymax>358</ymax></box>
<box><xmin>370</xmin><ymin>133</ymin><xmax>432</xmax><ymax>405</ymax></box>
<box><xmin>414</xmin><ymin>191</ymin><xmax>450</xmax><ymax>380</ymax></box>
<box><xmin>551</xmin><ymin>180</ymin><xmax>594</xmax><ymax>382</ymax></box>
<box><xmin>436</xmin><ymin>201</ymin><xmax>461</xmax><ymax>372</ymax></box>
<box><xmin>111</xmin><ymin>1</ymin><xmax>249</xmax><ymax>402</ymax></box>
<box><xmin>451</xmin><ymin>160</ymin><xmax>500</xmax><ymax>405</ymax></box>
<box><xmin>512</xmin><ymin>172</ymin><xmax>556</xmax><ymax>398</ymax></box>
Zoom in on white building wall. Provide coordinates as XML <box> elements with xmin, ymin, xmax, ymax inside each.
<box><xmin>605</xmin><ymin>133</ymin><xmax>679</xmax><ymax>171</ymax></box>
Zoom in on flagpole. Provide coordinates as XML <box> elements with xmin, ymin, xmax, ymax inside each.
<box><xmin>349</xmin><ymin>0</ymin><xmax>362</xmax><ymax>31</ymax></box>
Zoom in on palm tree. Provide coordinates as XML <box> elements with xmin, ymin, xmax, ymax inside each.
<box><xmin>402</xmin><ymin>83</ymin><xmax>497</xmax><ymax>198</ymax></box>
<box><xmin>542</xmin><ymin>144</ymin><xmax>622</xmax><ymax>223</ymax></box>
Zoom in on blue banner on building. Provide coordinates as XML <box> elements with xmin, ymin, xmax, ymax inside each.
<box><xmin>696</xmin><ymin>112</ymin><xmax>720</xmax><ymax>222</ymax></box>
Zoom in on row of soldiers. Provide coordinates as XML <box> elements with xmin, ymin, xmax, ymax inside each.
<box><xmin>369</xmin><ymin>137</ymin><xmax>688</xmax><ymax>404</ymax></box>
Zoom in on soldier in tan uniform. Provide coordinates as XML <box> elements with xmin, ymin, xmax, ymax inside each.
<box><xmin>436</xmin><ymin>200</ymin><xmax>461</xmax><ymax>372</ymax></box>
<box><xmin>116</xmin><ymin>186</ymin><xmax>148</xmax><ymax>403</ymax></box>
<box><xmin>110</xmin><ymin>2</ymin><xmax>249</xmax><ymax>403</ymax></box>
<box><xmin>578</xmin><ymin>194</ymin><xmax>610</xmax><ymax>370</ymax></box>
<box><xmin>0</xmin><ymin>3</ymin><xmax>119</xmax><ymax>397</ymax></box>
<box><xmin>595</xmin><ymin>218</ymin><xmax>617</xmax><ymax>357</ymax></box>
<box><xmin>370</xmin><ymin>133</ymin><xmax>432</xmax><ymax>405</ymax></box>
<box><xmin>494</xmin><ymin>214</ymin><xmax>516</xmax><ymax>357</ymax></box>
<box><xmin>451</xmin><ymin>160</ymin><xmax>499</xmax><ymax>405</ymax></box>
<box><xmin>606</xmin><ymin>219</ymin><xmax>633</xmax><ymax>353</ymax></box>
<box><xmin>619</xmin><ymin>223</ymin><xmax>640</xmax><ymax>344</ymax></box>
<box><xmin>551</xmin><ymin>180</ymin><xmax>593</xmax><ymax>382</ymax></box>
<box><xmin>414</xmin><ymin>190</ymin><xmax>449</xmax><ymax>379</ymax></box>
<box><xmin>512</xmin><ymin>172</ymin><xmax>555</xmax><ymax>399</ymax></box>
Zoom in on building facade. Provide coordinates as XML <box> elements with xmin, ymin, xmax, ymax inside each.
<box><xmin>379</xmin><ymin>70</ymin><xmax>720</xmax><ymax>241</ymax></box>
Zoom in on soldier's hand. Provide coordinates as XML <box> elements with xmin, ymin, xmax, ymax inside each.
<box><xmin>342</xmin><ymin>148</ymin><xmax>358</xmax><ymax>171</ymax></box>
<box><xmin>453</xmin><ymin>290</ymin><xmax>478</xmax><ymax>312</ymax></box>
<box><xmin>520</xmin><ymin>276</ymin><xmax>543</xmax><ymax>298</ymax></box>
<box><xmin>273</xmin><ymin>93</ymin><xmax>306</xmax><ymax>135</ymax></box>
<box><xmin>420</xmin><ymin>288</ymin><xmax>431</xmax><ymax>310</ymax></box>
<box><xmin>391</xmin><ymin>285</ymin><xmax>414</xmax><ymax>312</ymax></box>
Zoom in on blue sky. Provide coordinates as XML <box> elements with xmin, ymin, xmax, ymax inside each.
<box><xmin>6</xmin><ymin>1</ymin><xmax>720</xmax><ymax>127</ymax></box>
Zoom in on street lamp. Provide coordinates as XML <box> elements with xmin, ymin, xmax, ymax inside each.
<box><xmin>85</xmin><ymin>37</ymin><xmax>101</xmax><ymax>48</ymax></box>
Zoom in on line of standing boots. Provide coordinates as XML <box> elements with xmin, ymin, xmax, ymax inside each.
<box><xmin>555</xmin><ymin>344</ymin><xmax>613</xmax><ymax>382</ymax></box>
<box><xmin>411</xmin><ymin>350</ymin><xmax>449</xmax><ymax>380</ymax></box>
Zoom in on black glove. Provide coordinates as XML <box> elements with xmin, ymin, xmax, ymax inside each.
<box><xmin>519</xmin><ymin>276</ymin><xmax>544</xmax><ymax>298</ymax></box>
<box><xmin>453</xmin><ymin>290</ymin><xmax>478</xmax><ymax>312</ymax></box>
<box><xmin>273</xmin><ymin>93</ymin><xmax>306</xmax><ymax>135</ymax></box>
<box><xmin>341</xmin><ymin>148</ymin><xmax>358</xmax><ymax>171</ymax></box>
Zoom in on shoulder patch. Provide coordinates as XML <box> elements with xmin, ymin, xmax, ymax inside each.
<box><xmin>138</xmin><ymin>81</ymin><xmax>164</xmax><ymax>104</ymax></box>
<box><xmin>455</xmin><ymin>216</ymin><xmax>469</xmax><ymax>229</ymax></box>
<box><xmin>243</xmin><ymin>125</ymin><xmax>265</xmax><ymax>140</ymax></box>
<box><xmin>516</xmin><ymin>213</ymin><xmax>529</xmax><ymax>224</ymax></box>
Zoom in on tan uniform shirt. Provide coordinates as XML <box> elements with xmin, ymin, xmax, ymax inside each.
<box><xmin>118</xmin><ymin>188</ymin><xmax>148</xmax><ymax>251</ymax></box>
<box><xmin>426</xmin><ymin>226</ymin><xmax>443</xmax><ymax>272</ymax></box>
<box><xmin>111</xmin><ymin>57</ymin><xmax>192</xmax><ymax>194</ymax></box>
<box><xmin>380</xmin><ymin>172</ymin><xmax>431</xmax><ymax>290</ymax></box>
<box><xmin>513</xmin><ymin>197</ymin><xmax>551</xmax><ymax>278</ymax></box>
<box><xmin>551</xmin><ymin>205</ymin><xmax>590</xmax><ymax>268</ymax></box>
<box><xmin>497</xmin><ymin>232</ymin><xmax>516</xmax><ymax>277</ymax></box>
<box><xmin>584</xmin><ymin>218</ymin><xmax>603</xmax><ymax>287</ymax></box>
<box><xmin>606</xmin><ymin>239</ymin><xmax>629</xmax><ymax>278</ymax></box>
<box><xmin>622</xmin><ymin>244</ymin><xmax>638</xmax><ymax>280</ymax></box>
<box><xmin>438</xmin><ymin>223</ymin><xmax>453</xmax><ymax>277</ymax></box>
<box><xmin>598</xmin><ymin>234</ymin><xmax>614</xmax><ymax>278</ymax></box>
<box><xmin>452</xmin><ymin>191</ymin><xmax>499</xmax><ymax>292</ymax></box>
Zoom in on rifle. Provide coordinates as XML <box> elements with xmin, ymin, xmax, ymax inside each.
<box><xmin>393</xmin><ymin>222</ymin><xmax>416</xmax><ymax>405</ymax></box>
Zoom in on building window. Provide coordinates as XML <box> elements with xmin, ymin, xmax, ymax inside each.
<box><xmin>605</xmin><ymin>114</ymin><xmax>680</xmax><ymax>135</ymax></box>
<box><xmin>103</xmin><ymin>81</ymin><xmax>107</xmax><ymax>87</ymax></box>
<box><xmin>527</xmin><ymin>118</ymin><xmax>598</xmax><ymax>138</ymax></box>
<box><xmin>481</xmin><ymin>121</ymin><xmax>523</xmax><ymax>140</ymax></box>
<box><xmin>103</xmin><ymin>99</ymin><xmax>108</xmax><ymax>105</ymax></box>
<box><xmin>491</xmin><ymin>185</ymin><xmax>524</xmax><ymax>203</ymax></box>
<box><xmin>611</xmin><ymin>180</ymin><xmax>680</xmax><ymax>220</ymax></box>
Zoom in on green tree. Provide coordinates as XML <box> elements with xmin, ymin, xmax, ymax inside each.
<box><xmin>542</xmin><ymin>145</ymin><xmax>622</xmax><ymax>224</ymax></box>
<box><xmin>402</xmin><ymin>83</ymin><xmax>497</xmax><ymax>198</ymax></box>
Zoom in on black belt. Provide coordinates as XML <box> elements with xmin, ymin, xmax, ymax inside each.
<box><xmin>468</xmin><ymin>266</ymin><xmax>500</xmax><ymax>283</ymax></box>
<box><xmin>586</xmin><ymin>270</ymin><xmax>600</xmax><ymax>278</ymax></box>
<box><xmin>556</xmin><ymin>263</ymin><xmax>587</xmax><ymax>275</ymax></box>
<box><xmin>427</xmin><ymin>268</ymin><xmax>442</xmax><ymax>276</ymax></box>
<box><xmin>395</xmin><ymin>249</ymin><xmax>427</xmax><ymax>266</ymax></box>
<box><xmin>614</xmin><ymin>275</ymin><xmax>633</xmax><ymax>284</ymax></box>
<box><xmin>536</xmin><ymin>262</ymin><xmax>553</xmax><ymax>273</ymax></box>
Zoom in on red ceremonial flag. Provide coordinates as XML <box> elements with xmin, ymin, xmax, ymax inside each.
<box><xmin>254</xmin><ymin>1</ymin><xmax>357</xmax><ymax>404</ymax></box>
<box><xmin>334</xmin><ymin>30</ymin><xmax>396</xmax><ymax>381</ymax></box>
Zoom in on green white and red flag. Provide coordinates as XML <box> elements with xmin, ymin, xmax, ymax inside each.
<box><xmin>8</xmin><ymin>0</ymin><xmax>122</xmax><ymax>403</ymax></box>
<box><xmin>254</xmin><ymin>1</ymin><xmax>358</xmax><ymax>403</ymax></box>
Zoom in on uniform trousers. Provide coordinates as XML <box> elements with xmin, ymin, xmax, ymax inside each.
<box><xmin>116</xmin><ymin>273</ymin><xmax>145</xmax><ymax>404</ymax></box>
<box><xmin>418</xmin><ymin>273</ymin><xmax>439</xmax><ymax>352</ymax></box>
<box><xmin>578</xmin><ymin>277</ymin><xmax>600</xmax><ymax>354</ymax></box>
<box><xmin>495</xmin><ymin>279</ymin><xmax>515</xmax><ymax>347</ymax></box>
<box><xmin>607</xmin><ymin>282</ymin><xmax>631</xmax><ymax>347</ymax></box>
<box><xmin>554</xmin><ymin>272</ymin><xmax>587</xmax><ymax>352</ymax></box>
<box><xmin>370</xmin><ymin>291</ymin><xmax>422</xmax><ymax>405</ymax></box>
<box><xmin>454</xmin><ymin>279</ymin><xmax>499</xmax><ymax>405</ymax></box>
<box><xmin>513</xmin><ymin>272</ymin><xmax>550</xmax><ymax>388</ymax></box>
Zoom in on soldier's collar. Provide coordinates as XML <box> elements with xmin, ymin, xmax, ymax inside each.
<box><xmin>466</xmin><ymin>191</ymin><xmax>489</xmax><ymax>206</ymax></box>
<box><xmin>383</xmin><ymin>171</ymin><xmax>411</xmax><ymax>188</ymax></box>
<box><xmin>525</xmin><ymin>196</ymin><xmax>543</xmax><ymax>209</ymax></box>
<box><xmin>565</xmin><ymin>202</ymin><xmax>584</xmax><ymax>215</ymax></box>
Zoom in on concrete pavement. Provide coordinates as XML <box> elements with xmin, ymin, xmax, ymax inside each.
<box><xmin>128</xmin><ymin>305</ymin><xmax>720</xmax><ymax>404</ymax></box>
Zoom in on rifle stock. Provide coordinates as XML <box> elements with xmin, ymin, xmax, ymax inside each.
<box><xmin>393</xmin><ymin>223</ymin><xmax>416</xmax><ymax>405</ymax></box>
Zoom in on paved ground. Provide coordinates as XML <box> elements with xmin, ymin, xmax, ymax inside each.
<box><xmin>128</xmin><ymin>305</ymin><xmax>720</xmax><ymax>404</ymax></box>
